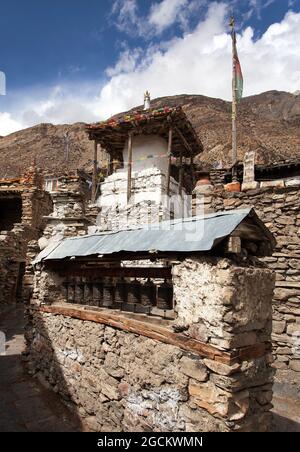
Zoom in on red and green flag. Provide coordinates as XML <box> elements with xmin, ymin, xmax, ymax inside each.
<box><xmin>232</xmin><ymin>29</ymin><xmax>243</xmax><ymax>103</ymax></box>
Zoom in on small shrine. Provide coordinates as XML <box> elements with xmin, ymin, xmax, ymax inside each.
<box><xmin>86</xmin><ymin>93</ymin><xmax>203</xmax><ymax>230</ymax></box>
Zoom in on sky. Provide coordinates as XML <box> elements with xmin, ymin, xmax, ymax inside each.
<box><xmin>0</xmin><ymin>0</ymin><xmax>300</xmax><ymax>135</ymax></box>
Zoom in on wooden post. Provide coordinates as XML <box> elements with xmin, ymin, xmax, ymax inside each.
<box><xmin>167</xmin><ymin>127</ymin><xmax>173</xmax><ymax>196</ymax></box>
<box><xmin>191</xmin><ymin>155</ymin><xmax>196</xmax><ymax>190</ymax></box>
<box><xmin>179</xmin><ymin>149</ymin><xmax>183</xmax><ymax>196</ymax></box>
<box><xmin>231</xmin><ymin>17</ymin><xmax>238</xmax><ymax>182</ymax></box>
<box><xmin>92</xmin><ymin>141</ymin><xmax>98</xmax><ymax>203</ymax></box>
<box><xmin>127</xmin><ymin>132</ymin><xmax>133</xmax><ymax>203</ymax></box>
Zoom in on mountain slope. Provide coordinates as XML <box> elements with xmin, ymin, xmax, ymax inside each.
<box><xmin>0</xmin><ymin>90</ymin><xmax>299</xmax><ymax>179</ymax></box>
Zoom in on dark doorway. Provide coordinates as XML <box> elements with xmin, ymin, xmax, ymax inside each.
<box><xmin>0</xmin><ymin>196</ymin><xmax>22</xmax><ymax>231</ymax></box>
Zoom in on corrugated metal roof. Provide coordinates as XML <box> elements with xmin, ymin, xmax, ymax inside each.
<box><xmin>33</xmin><ymin>208</ymin><xmax>272</xmax><ymax>264</ymax></box>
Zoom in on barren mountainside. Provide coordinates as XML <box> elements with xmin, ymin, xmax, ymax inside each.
<box><xmin>0</xmin><ymin>90</ymin><xmax>300</xmax><ymax>179</ymax></box>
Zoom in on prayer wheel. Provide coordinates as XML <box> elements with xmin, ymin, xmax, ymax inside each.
<box><xmin>93</xmin><ymin>282</ymin><xmax>103</xmax><ymax>307</ymax></box>
<box><xmin>75</xmin><ymin>279</ymin><xmax>85</xmax><ymax>304</ymax></box>
<box><xmin>157</xmin><ymin>279</ymin><xmax>173</xmax><ymax>311</ymax></box>
<box><xmin>102</xmin><ymin>278</ymin><xmax>114</xmax><ymax>307</ymax></box>
<box><xmin>115</xmin><ymin>278</ymin><xmax>126</xmax><ymax>307</ymax></box>
<box><xmin>140</xmin><ymin>279</ymin><xmax>156</xmax><ymax>307</ymax></box>
<box><xmin>63</xmin><ymin>281</ymin><xmax>69</xmax><ymax>302</ymax></box>
<box><xmin>84</xmin><ymin>281</ymin><xmax>94</xmax><ymax>306</ymax></box>
<box><xmin>66</xmin><ymin>282</ymin><xmax>76</xmax><ymax>303</ymax></box>
<box><xmin>127</xmin><ymin>279</ymin><xmax>141</xmax><ymax>307</ymax></box>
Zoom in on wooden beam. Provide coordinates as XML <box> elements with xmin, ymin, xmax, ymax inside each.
<box><xmin>57</xmin><ymin>266</ymin><xmax>172</xmax><ymax>279</ymax></box>
<box><xmin>91</xmin><ymin>141</ymin><xmax>98</xmax><ymax>203</ymax></box>
<box><xmin>167</xmin><ymin>127</ymin><xmax>173</xmax><ymax>196</ymax></box>
<box><xmin>191</xmin><ymin>155</ymin><xmax>196</xmax><ymax>189</ymax></box>
<box><xmin>127</xmin><ymin>132</ymin><xmax>133</xmax><ymax>203</ymax></box>
<box><xmin>179</xmin><ymin>149</ymin><xmax>183</xmax><ymax>196</ymax></box>
<box><xmin>35</xmin><ymin>304</ymin><xmax>232</xmax><ymax>364</ymax></box>
<box><xmin>34</xmin><ymin>304</ymin><xmax>269</xmax><ymax>365</ymax></box>
<box><xmin>174</xmin><ymin>126</ymin><xmax>193</xmax><ymax>153</ymax></box>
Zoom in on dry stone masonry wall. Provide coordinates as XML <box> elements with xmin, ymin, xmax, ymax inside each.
<box><xmin>205</xmin><ymin>184</ymin><xmax>300</xmax><ymax>400</ymax></box>
<box><xmin>0</xmin><ymin>169</ymin><xmax>52</xmax><ymax>304</ymax></box>
<box><xmin>26</xmin><ymin>256</ymin><xmax>275</xmax><ymax>432</ymax></box>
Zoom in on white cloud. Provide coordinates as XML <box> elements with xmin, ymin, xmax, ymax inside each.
<box><xmin>112</xmin><ymin>0</ymin><xmax>142</xmax><ymax>36</ymax></box>
<box><xmin>0</xmin><ymin>112</ymin><xmax>22</xmax><ymax>136</ymax></box>
<box><xmin>149</xmin><ymin>0</ymin><xmax>189</xmax><ymax>33</ymax></box>
<box><xmin>1</xmin><ymin>2</ymin><xmax>300</xmax><ymax>136</ymax></box>
<box><xmin>95</xmin><ymin>3</ymin><xmax>300</xmax><ymax>118</ymax></box>
<box><xmin>111</xmin><ymin>0</ymin><xmax>204</xmax><ymax>37</ymax></box>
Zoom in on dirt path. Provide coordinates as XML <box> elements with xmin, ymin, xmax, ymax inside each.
<box><xmin>0</xmin><ymin>305</ymin><xmax>82</xmax><ymax>432</ymax></box>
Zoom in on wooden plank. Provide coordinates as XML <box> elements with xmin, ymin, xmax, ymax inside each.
<box><xmin>33</xmin><ymin>304</ymin><xmax>269</xmax><ymax>365</ymax></box>
<box><xmin>191</xmin><ymin>155</ymin><xmax>196</xmax><ymax>189</ymax></box>
<box><xmin>127</xmin><ymin>132</ymin><xmax>133</xmax><ymax>203</ymax></box>
<box><xmin>58</xmin><ymin>266</ymin><xmax>172</xmax><ymax>279</ymax></box>
<box><xmin>35</xmin><ymin>304</ymin><xmax>231</xmax><ymax>363</ymax></box>
<box><xmin>173</xmin><ymin>126</ymin><xmax>193</xmax><ymax>153</ymax></box>
<box><xmin>91</xmin><ymin>141</ymin><xmax>98</xmax><ymax>203</ymax></box>
<box><xmin>167</xmin><ymin>127</ymin><xmax>173</xmax><ymax>196</ymax></box>
<box><xmin>179</xmin><ymin>149</ymin><xmax>183</xmax><ymax>196</ymax></box>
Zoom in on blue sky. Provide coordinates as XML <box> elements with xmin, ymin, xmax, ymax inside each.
<box><xmin>0</xmin><ymin>0</ymin><xmax>300</xmax><ymax>134</ymax></box>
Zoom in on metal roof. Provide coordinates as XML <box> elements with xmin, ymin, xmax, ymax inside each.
<box><xmin>33</xmin><ymin>209</ymin><xmax>274</xmax><ymax>264</ymax></box>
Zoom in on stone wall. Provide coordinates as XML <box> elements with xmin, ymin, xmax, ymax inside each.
<box><xmin>26</xmin><ymin>256</ymin><xmax>275</xmax><ymax>432</ymax></box>
<box><xmin>95</xmin><ymin>168</ymin><xmax>188</xmax><ymax>232</ymax></box>
<box><xmin>204</xmin><ymin>184</ymin><xmax>300</xmax><ymax>399</ymax></box>
<box><xmin>40</xmin><ymin>175</ymin><xmax>90</xmax><ymax>247</ymax></box>
<box><xmin>0</xmin><ymin>170</ymin><xmax>52</xmax><ymax>304</ymax></box>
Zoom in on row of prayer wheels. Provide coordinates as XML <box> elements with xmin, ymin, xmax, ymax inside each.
<box><xmin>64</xmin><ymin>278</ymin><xmax>173</xmax><ymax>312</ymax></box>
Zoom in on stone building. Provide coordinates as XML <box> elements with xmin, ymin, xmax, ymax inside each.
<box><xmin>85</xmin><ymin>105</ymin><xmax>202</xmax><ymax>231</ymax></box>
<box><xmin>197</xmin><ymin>155</ymin><xmax>300</xmax><ymax>414</ymax></box>
<box><xmin>1</xmin><ymin>97</ymin><xmax>298</xmax><ymax>430</ymax></box>
<box><xmin>26</xmin><ymin>209</ymin><xmax>276</xmax><ymax>432</ymax></box>
<box><xmin>0</xmin><ymin>167</ymin><xmax>52</xmax><ymax>304</ymax></box>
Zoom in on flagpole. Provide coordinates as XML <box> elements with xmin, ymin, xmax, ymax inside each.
<box><xmin>230</xmin><ymin>17</ymin><xmax>238</xmax><ymax>183</ymax></box>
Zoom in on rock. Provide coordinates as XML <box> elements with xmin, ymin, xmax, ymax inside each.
<box><xmin>104</xmin><ymin>352</ymin><xmax>124</xmax><ymax>378</ymax></box>
<box><xmin>274</xmin><ymin>288</ymin><xmax>300</xmax><ymax>301</ymax></box>
<box><xmin>289</xmin><ymin>361</ymin><xmax>300</xmax><ymax>372</ymax></box>
<box><xmin>260</xmin><ymin>180</ymin><xmax>285</xmax><ymax>189</ymax></box>
<box><xmin>289</xmin><ymin>259</ymin><xmax>300</xmax><ymax>271</ymax></box>
<box><xmin>118</xmin><ymin>382</ymin><xmax>131</xmax><ymax>397</ymax></box>
<box><xmin>285</xmin><ymin>178</ymin><xmax>300</xmax><ymax>187</ymax></box>
<box><xmin>275</xmin><ymin>217</ymin><xmax>295</xmax><ymax>226</ymax></box>
<box><xmin>189</xmin><ymin>380</ymin><xmax>249</xmax><ymax>420</ymax></box>
<box><xmin>287</xmin><ymin>323</ymin><xmax>300</xmax><ymax>336</ymax></box>
<box><xmin>187</xmin><ymin>323</ymin><xmax>209</xmax><ymax>343</ymax></box>
<box><xmin>273</xmin><ymin>321</ymin><xmax>286</xmax><ymax>334</ymax></box>
<box><xmin>180</xmin><ymin>356</ymin><xmax>208</xmax><ymax>382</ymax></box>
<box><xmin>242</xmin><ymin>182</ymin><xmax>259</xmax><ymax>192</ymax></box>
<box><xmin>203</xmin><ymin>359</ymin><xmax>241</xmax><ymax>376</ymax></box>
<box><xmin>255</xmin><ymin>390</ymin><xmax>273</xmax><ymax>406</ymax></box>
